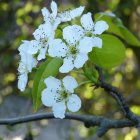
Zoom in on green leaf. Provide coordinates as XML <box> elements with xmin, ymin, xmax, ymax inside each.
<box><xmin>55</xmin><ymin>29</ymin><xmax>62</xmax><ymax>38</ymax></box>
<box><xmin>32</xmin><ymin>57</ymin><xmax>63</xmax><ymax>111</ymax></box>
<box><xmin>89</xmin><ymin>34</ymin><xmax>126</xmax><ymax>69</ymax></box>
<box><xmin>83</xmin><ymin>64</ymin><xmax>99</xmax><ymax>83</ymax></box>
<box><xmin>94</xmin><ymin>13</ymin><xmax>140</xmax><ymax>46</ymax></box>
<box><xmin>119</xmin><ymin>26</ymin><xmax>140</xmax><ymax>46</ymax></box>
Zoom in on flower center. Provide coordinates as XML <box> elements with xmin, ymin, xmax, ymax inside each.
<box><xmin>56</xmin><ymin>89</ymin><xmax>70</xmax><ymax>102</ymax></box>
<box><xmin>61</xmin><ymin>90</ymin><xmax>69</xmax><ymax>99</ymax></box>
<box><xmin>40</xmin><ymin>38</ymin><xmax>48</xmax><ymax>49</ymax></box>
<box><xmin>86</xmin><ymin>31</ymin><xmax>93</xmax><ymax>37</ymax></box>
<box><xmin>40</xmin><ymin>38</ymin><xmax>48</xmax><ymax>44</ymax></box>
<box><xmin>69</xmin><ymin>46</ymin><xmax>77</xmax><ymax>55</ymax></box>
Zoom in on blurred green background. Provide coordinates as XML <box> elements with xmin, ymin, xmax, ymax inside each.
<box><xmin>0</xmin><ymin>0</ymin><xmax>140</xmax><ymax>140</ymax></box>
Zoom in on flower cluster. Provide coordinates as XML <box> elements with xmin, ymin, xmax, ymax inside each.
<box><xmin>17</xmin><ymin>1</ymin><xmax>109</xmax><ymax>118</ymax></box>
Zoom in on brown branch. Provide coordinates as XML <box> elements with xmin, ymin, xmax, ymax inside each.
<box><xmin>0</xmin><ymin>113</ymin><xmax>139</xmax><ymax>137</ymax></box>
<box><xmin>95</xmin><ymin>66</ymin><xmax>139</xmax><ymax>124</ymax></box>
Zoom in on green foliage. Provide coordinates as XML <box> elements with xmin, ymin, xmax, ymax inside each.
<box><xmin>119</xmin><ymin>26</ymin><xmax>140</xmax><ymax>46</ymax></box>
<box><xmin>32</xmin><ymin>57</ymin><xmax>63</xmax><ymax>111</ymax></box>
<box><xmin>94</xmin><ymin>13</ymin><xmax>140</xmax><ymax>46</ymax></box>
<box><xmin>83</xmin><ymin>64</ymin><xmax>99</xmax><ymax>83</ymax></box>
<box><xmin>89</xmin><ymin>34</ymin><xmax>126</xmax><ymax>69</ymax></box>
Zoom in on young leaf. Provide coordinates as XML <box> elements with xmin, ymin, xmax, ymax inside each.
<box><xmin>89</xmin><ymin>34</ymin><xmax>126</xmax><ymax>69</ymax></box>
<box><xmin>119</xmin><ymin>25</ymin><xmax>140</xmax><ymax>46</ymax></box>
<box><xmin>32</xmin><ymin>57</ymin><xmax>63</xmax><ymax>111</ymax></box>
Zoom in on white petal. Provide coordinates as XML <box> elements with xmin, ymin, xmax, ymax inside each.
<box><xmin>59</xmin><ymin>57</ymin><xmax>74</xmax><ymax>73</ymax></box>
<box><xmin>92</xmin><ymin>37</ymin><xmax>102</xmax><ymax>48</ymax></box>
<box><xmin>62</xmin><ymin>76</ymin><xmax>78</xmax><ymax>93</ymax></box>
<box><xmin>44</xmin><ymin>76</ymin><xmax>61</xmax><ymax>90</ymax></box>
<box><xmin>52</xmin><ymin>18</ymin><xmax>61</xmax><ymax>30</ymax></box>
<box><xmin>28</xmin><ymin>40</ymin><xmax>41</xmax><ymax>54</ymax></box>
<box><xmin>26</xmin><ymin>54</ymin><xmax>38</xmax><ymax>72</ymax></box>
<box><xmin>59</xmin><ymin>6</ymin><xmax>85</xmax><ymax>22</ymax></box>
<box><xmin>18</xmin><ymin>62</ymin><xmax>26</xmax><ymax>74</ymax></box>
<box><xmin>67</xmin><ymin>94</ymin><xmax>81</xmax><ymax>112</ymax></box>
<box><xmin>63</xmin><ymin>25</ymin><xmax>84</xmax><ymax>45</ymax></box>
<box><xmin>18</xmin><ymin>41</ymin><xmax>29</xmax><ymax>54</ymax></box>
<box><xmin>18</xmin><ymin>73</ymin><xmax>28</xmax><ymax>92</ymax></box>
<box><xmin>41</xmin><ymin>7</ymin><xmax>50</xmax><ymax>22</ymax></box>
<box><xmin>78</xmin><ymin>37</ymin><xmax>94</xmax><ymax>53</ymax></box>
<box><xmin>37</xmin><ymin>47</ymin><xmax>47</xmax><ymax>60</ymax></box>
<box><xmin>51</xmin><ymin>1</ymin><xmax>57</xmax><ymax>18</ymax></box>
<box><xmin>58</xmin><ymin>11</ymin><xmax>71</xmax><ymax>22</ymax></box>
<box><xmin>80</xmin><ymin>12</ymin><xmax>94</xmax><ymax>31</ymax></box>
<box><xmin>41</xmin><ymin>88</ymin><xmax>57</xmax><ymax>107</ymax></box>
<box><xmin>52</xmin><ymin>101</ymin><xmax>66</xmax><ymax>119</ymax></box>
<box><xmin>48</xmin><ymin>39</ymin><xmax>67</xmax><ymax>57</ymax></box>
<box><xmin>69</xmin><ymin>6</ymin><xmax>85</xmax><ymax>19</ymax></box>
<box><xmin>74</xmin><ymin>53</ymin><xmax>88</xmax><ymax>68</ymax></box>
<box><xmin>33</xmin><ymin>23</ymin><xmax>53</xmax><ymax>41</ymax></box>
<box><xmin>20</xmin><ymin>53</ymin><xmax>37</xmax><ymax>72</ymax></box>
<box><xmin>93</xmin><ymin>21</ymin><xmax>109</xmax><ymax>35</ymax></box>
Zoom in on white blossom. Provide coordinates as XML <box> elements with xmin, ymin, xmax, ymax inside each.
<box><xmin>28</xmin><ymin>23</ymin><xmax>54</xmax><ymax>61</ymax></box>
<box><xmin>41</xmin><ymin>76</ymin><xmax>81</xmax><ymax>119</ymax></box>
<box><xmin>80</xmin><ymin>12</ymin><xmax>109</xmax><ymax>47</ymax></box>
<box><xmin>81</xmin><ymin>12</ymin><xmax>109</xmax><ymax>35</ymax></box>
<box><xmin>48</xmin><ymin>25</ymin><xmax>99</xmax><ymax>73</ymax></box>
<box><xmin>41</xmin><ymin>1</ymin><xmax>85</xmax><ymax>30</ymax></box>
<box><xmin>18</xmin><ymin>41</ymin><xmax>37</xmax><ymax>92</ymax></box>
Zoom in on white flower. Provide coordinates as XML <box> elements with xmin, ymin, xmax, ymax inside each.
<box><xmin>41</xmin><ymin>1</ymin><xmax>85</xmax><ymax>30</ymax></box>
<box><xmin>18</xmin><ymin>41</ymin><xmax>37</xmax><ymax>92</ymax></box>
<box><xmin>48</xmin><ymin>25</ymin><xmax>99</xmax><ymax>73</ymax></box>
<box><xmin>81</xmin><ymin>12</ymin><xmax>109</xmax><ymax>35</ymax></box>
<box><xmin>41</xmin><ymin>76</ymin><xmax>81</xmax><ymax>119</ymax></box>
<box><xmin>80</xmin><ymin>12</ymin><xmax>109</xmax><ymax>48</ymax></box>
<box><xmin>28</xmin><ymin>23</ymin><xmax>54</xmax><ymax>61</ymax></box>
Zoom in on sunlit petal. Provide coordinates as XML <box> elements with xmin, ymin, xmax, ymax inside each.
<box><xmin>92</xmin><ymin>37</ymin><xmax>102</xmax><ymax>48</ymax></box>
<box><xmin>44</xmin><ymin>76</ymin><xmax>61</xmax><ymax>90</ymax></box>
<box><xmin>41</xmin><ymin>88</ymin><xmax>57</xmax><ymax>107</ymax></box>
<box><xmin>62</xmin><ymin>76</ymin><xmax>78</xmax><ymax>93</ymax></box>
<box><xmin>48</xmin><ymin>39</ymin><xmax>67</xmax><ymax>57</ymax></box>
<box><xmin>93</xmin><ymin>21</ymin><xmax>109</xmax><ymax>35</ymax></box>
<box><xmin>41</xmin><ymin>7</ymin><xmax>50</xmax><ymax>22</ymax></box>
<box><xmin>33</xmin><ymin>23</ymin><xmax>53</xmax><ymax>41</ymax></box>
<box><xmin>67</xmin><ymin>94</ymin><xmax>81</xmax><ymax>112</ymax></box>
<box><xmin>52</xmin><ymin>101</ymin><xmax>66</xmax><ymax>119</ymax></box>
<box><xmin>59</xmin><ymin>6</ymin><xmax>85</xmax><ymax>22</ymax></box>
<box><xmin>74</xmin><ymin>53</ymin><xmax>88</xmax><ymax>68</ymax></box>
<box><xmin>63</xmin><ymin>25</ymin><xmax>84</xmax><ymax>45</ymax></box>
<box><xmin>59</xmin><ymin>56</ymin><xmax>74</xmax><ymax>73</ymax></box>
<box><xmin>28</xmin><ymin>40</ymin><xmax>41</xmax><ymax>54</ymax></box>
<box><xmin>37</xmin><ymin>47</ymin><xmax>47</xmax><ymax>61</ymax></box>
<box><xmin>80</xmin><ymin>12</ymin><xmax>94</xmax><ymax>31</ymax></box>
<box><xmin>51</xmin><ymin>1</ymin><xmax>58</xmax><ymax>18</ymax></box>
<box><xmin>18</xmin><ymin>73</ymin><xmax>28</xmax><ymax>92</ymax></box>
<box><xmin>78</xmin><ymin>37</ymin><xmax>94</xmax><ymax>53</ymax></box>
